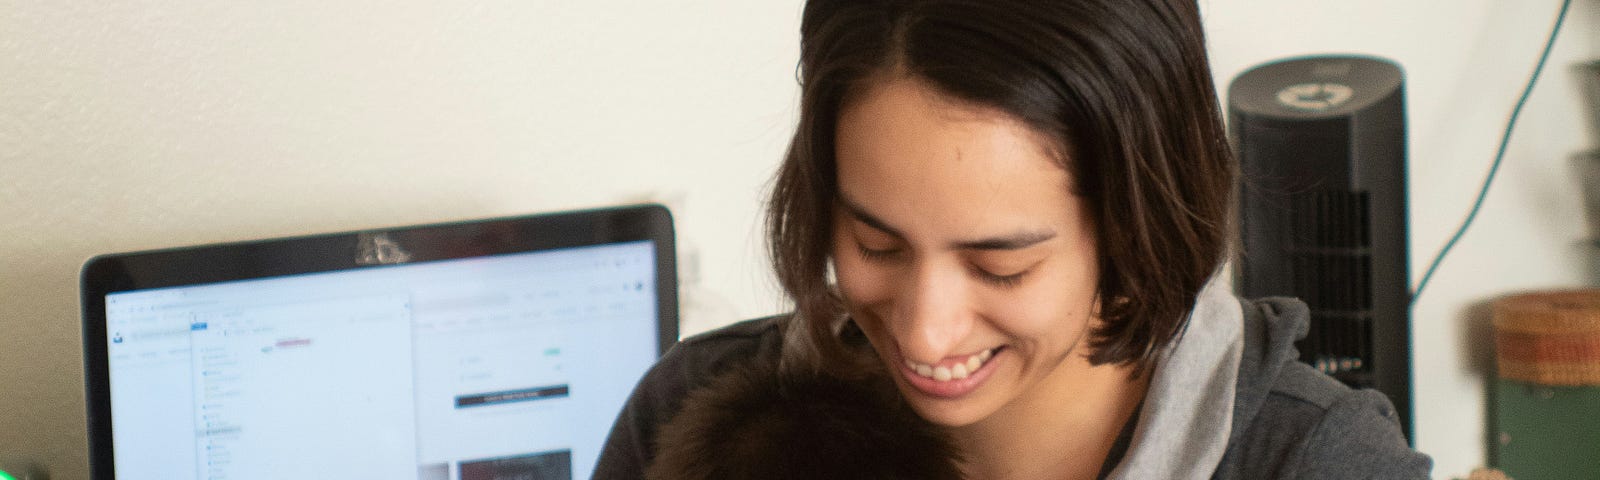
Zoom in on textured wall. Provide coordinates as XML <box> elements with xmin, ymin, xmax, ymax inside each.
<box><xmin>2</xmin><ymin>1</ymin><xmax>1596</xmax><ymax>478</ymax></box>
<box><xmin>0</xmin><ymin>3</ymin><xmax>801</xmax><ymax>478</ymax></box>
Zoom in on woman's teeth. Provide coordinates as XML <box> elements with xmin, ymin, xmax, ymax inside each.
<box><xmin>904</xmin><ymin>348</ymin><xmax>997</xmax><ymax>381</ymax></box>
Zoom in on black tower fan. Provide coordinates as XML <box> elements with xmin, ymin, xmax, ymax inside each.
<box><xmin>1229</xmin><ymin>55</ymin><xmax>1412</xmax><ymax>439</ymax></box>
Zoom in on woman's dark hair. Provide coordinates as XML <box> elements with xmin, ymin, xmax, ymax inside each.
<box><xmin>768</xmin><ymin>0</ymin><xmax>1236</xmax><ymax>377</ymax></box>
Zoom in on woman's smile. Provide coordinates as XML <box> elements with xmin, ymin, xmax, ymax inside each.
<box><xmin>899</xmin><ymin>346</ymin><xmax>1006</xmax><ymax>398</ymax></box>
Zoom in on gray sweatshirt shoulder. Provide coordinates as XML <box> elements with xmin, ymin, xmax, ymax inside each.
<box><xmin>1214</xmin><ymin>298</ymin><xmax>1431</xmax><ymax>479</ymax></box>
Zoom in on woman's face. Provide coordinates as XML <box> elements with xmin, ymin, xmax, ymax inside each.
<box><xmin>831</xmin><ymin>76</ymin><xmax>1102</xmax><ymax>427</ymax></box>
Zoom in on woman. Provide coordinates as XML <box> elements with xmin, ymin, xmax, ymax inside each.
<box><xmin>596</xmin><ymin>0</ymin><xmax>1432</xmax><ymax>478</ymax></box>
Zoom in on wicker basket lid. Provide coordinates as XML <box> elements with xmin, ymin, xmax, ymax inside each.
<box><xmin>1493</xmin><ymin>289</ymin><xmax>1600</xmax><ymax>333</ymax></box>
<box><xmin>1493</xmin><ymin>289</ymin><xmax>1600</xmax><ymax>386</ymax></box>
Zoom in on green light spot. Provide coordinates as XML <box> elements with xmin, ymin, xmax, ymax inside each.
<box><xmin>0</xmin><ymin>469</ymin><xmax>18</xmax><ymax>480</ymax></box>
<box><xmin>544</xmin><ymin>348</ymin><xmax>561</xmax><ymax>356</ymax></box>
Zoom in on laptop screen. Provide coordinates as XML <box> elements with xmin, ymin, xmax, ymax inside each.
<box><xmin>82</xmin><ymin>206</ymin><xmax>676</xmax><ymax>480</ymax></box>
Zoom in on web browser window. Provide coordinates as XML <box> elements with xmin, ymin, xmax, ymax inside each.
<box><xmin>104</xmin><ymin>241</ymin><xmax>659</xmax><ymax>480</ymax></box>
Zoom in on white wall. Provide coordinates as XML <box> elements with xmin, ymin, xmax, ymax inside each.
<box><xmin>0</xmin><ymin>1</ymin><xmax>1593</xmax><ymax>478</ymax></box>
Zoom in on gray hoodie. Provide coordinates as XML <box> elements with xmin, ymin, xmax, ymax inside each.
<box><xmin>1212</xmin><ymin>297</ymin><xmax>1432</xmax><ymax>479</ymax></box>
<box><xmin>1111</xmin><ymin>281</ymin><xmax>1431</xmax><ymax>479</ymax></box>
<box><xmin>594</xmin><ymin>289</ymin><xmax>1432</xmax><ymax>479</ymax></box>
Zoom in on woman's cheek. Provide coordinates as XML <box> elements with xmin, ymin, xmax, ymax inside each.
<box><xmin>834</xmin><ymin>255</ymin><xmax>891</xmax><ymax>310</ymax></box>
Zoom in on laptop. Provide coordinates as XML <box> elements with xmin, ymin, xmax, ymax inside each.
<box><xmin>81</xmin><ymin>204</ymin><xmax>677</xmax><ymax>480</ymax></box>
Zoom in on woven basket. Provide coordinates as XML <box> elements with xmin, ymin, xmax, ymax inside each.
<box><xmin>1494</xmin><ymin>289</ymin><xmax>1600</xmax><ymax>386</ymax></box>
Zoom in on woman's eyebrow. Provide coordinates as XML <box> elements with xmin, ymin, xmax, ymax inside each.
<box><xmin>951</xmin><ymin>230</ymin><xmax>1056</xmax><ymax>251</ymax></box>
<box><xmin>839</xmin><ymin>195</ymin><xmax>1056</xmax><ymax>251</ymax></box>
<box><xmin>838</xmin><ymin>195</ymin><xmax>906</xmax><ymax>238</ymax></box>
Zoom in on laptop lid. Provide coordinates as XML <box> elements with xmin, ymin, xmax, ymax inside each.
<box><xmin>81</xmin><ymin>204</ymin><xmax>677</xmax><ymax>480</ymax></box>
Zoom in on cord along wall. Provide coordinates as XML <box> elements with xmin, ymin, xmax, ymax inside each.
<box><xmin>1229</xmin><ymin>55</ymin><xmax>1413</xmax><ymax>440</ymax></box>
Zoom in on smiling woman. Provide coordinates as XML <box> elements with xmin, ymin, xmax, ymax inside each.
<box><xmin>594</xmin><ymin>1</ymin><xmax>1433</xmax><ymax>479</ymax></box>
<box><xmin>829</xmin><ymin>78</ymin><xmax>1114</xmax><ymax>438</ymax></box>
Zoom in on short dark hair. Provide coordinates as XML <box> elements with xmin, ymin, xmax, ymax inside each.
<box><xmin>768</xmin><ymin>0</ymin><xmax>1235</xmax><ymax>377</ymax></box>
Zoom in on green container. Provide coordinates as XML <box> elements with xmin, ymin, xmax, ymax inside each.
<box><xmin>1491</xmin><ymin>379</ymin><xmax>1600</xmax><ymax>480</ymax></box>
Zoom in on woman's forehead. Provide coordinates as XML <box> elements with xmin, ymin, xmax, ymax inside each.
<box><xmin>833</xmin><ymin>77</ymin><xmax>1083</xmax><ymax>241</ymax></box>
<box><xmin>836</xmin><ymin>78</ymin><xmax>1063</xmax><ymax>172</ymax></box>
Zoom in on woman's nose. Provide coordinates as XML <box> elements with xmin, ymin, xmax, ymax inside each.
<box><xmin>894</xmin><ymin>264</ymin><xmax>972</xmax><ymax>363</ymax></box>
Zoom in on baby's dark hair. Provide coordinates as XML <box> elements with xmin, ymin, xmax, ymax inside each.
<box><xmin>646</xmin><ymin>359</ymin><xmax>962</xmax><ymax>480</ymax></box>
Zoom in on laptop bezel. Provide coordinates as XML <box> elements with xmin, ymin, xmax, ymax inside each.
<box><xmin>80</xmin><ymin>204</ymin><xmax>678</xmax><ymax>479</ymax></box>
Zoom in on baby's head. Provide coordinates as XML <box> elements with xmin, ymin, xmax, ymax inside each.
<box><xmin>647</xmin><ymin>359</ymin><xmax>962</xmax><ymax>480</ymax></box>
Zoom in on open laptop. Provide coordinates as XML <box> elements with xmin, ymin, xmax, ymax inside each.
<box><xmin>81</xmin><ymin>204</ymin><xmax>677</xmax><ymax>480</ymax></box>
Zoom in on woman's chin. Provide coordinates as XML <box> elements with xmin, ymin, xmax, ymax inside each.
<box><xmin>889</xmin><ymin>369</ymin><xmax>1007</xmax><ymax>428</ymax></box>
<box><xmin>898</xmin><ymin>389</ymin><xmax>998</xmax><ymax>427</ymax></box>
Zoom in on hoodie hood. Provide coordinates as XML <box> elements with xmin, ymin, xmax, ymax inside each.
<box><xmin>1105</xmin><ymin>278</ymin><xmax>1244</xmax><ymax>480</ymax></box>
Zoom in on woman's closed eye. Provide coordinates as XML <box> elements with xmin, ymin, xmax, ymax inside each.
<box><xmin>855</xmin><ymin>240</ymin><xmax>903</xmax><ymax>261</ymax></box>
<box><xmin>968</xmin><ymin>254</ymin><xmax>1045</xmax><ymax>289</ymax></box>
<box><xmin>854</xmin><ymin>230</ymin><xmax>1044</xmax><ymax>288</ymax></box>
<box><xmin>972</xmin><ymin>266</ymin><xmax>1027</xmax><ymax>288</ymax></box>
<box><xmin>851</xmin><ymin>222</ymin><xmax>905</xmax><ymax>261</ymax></box>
